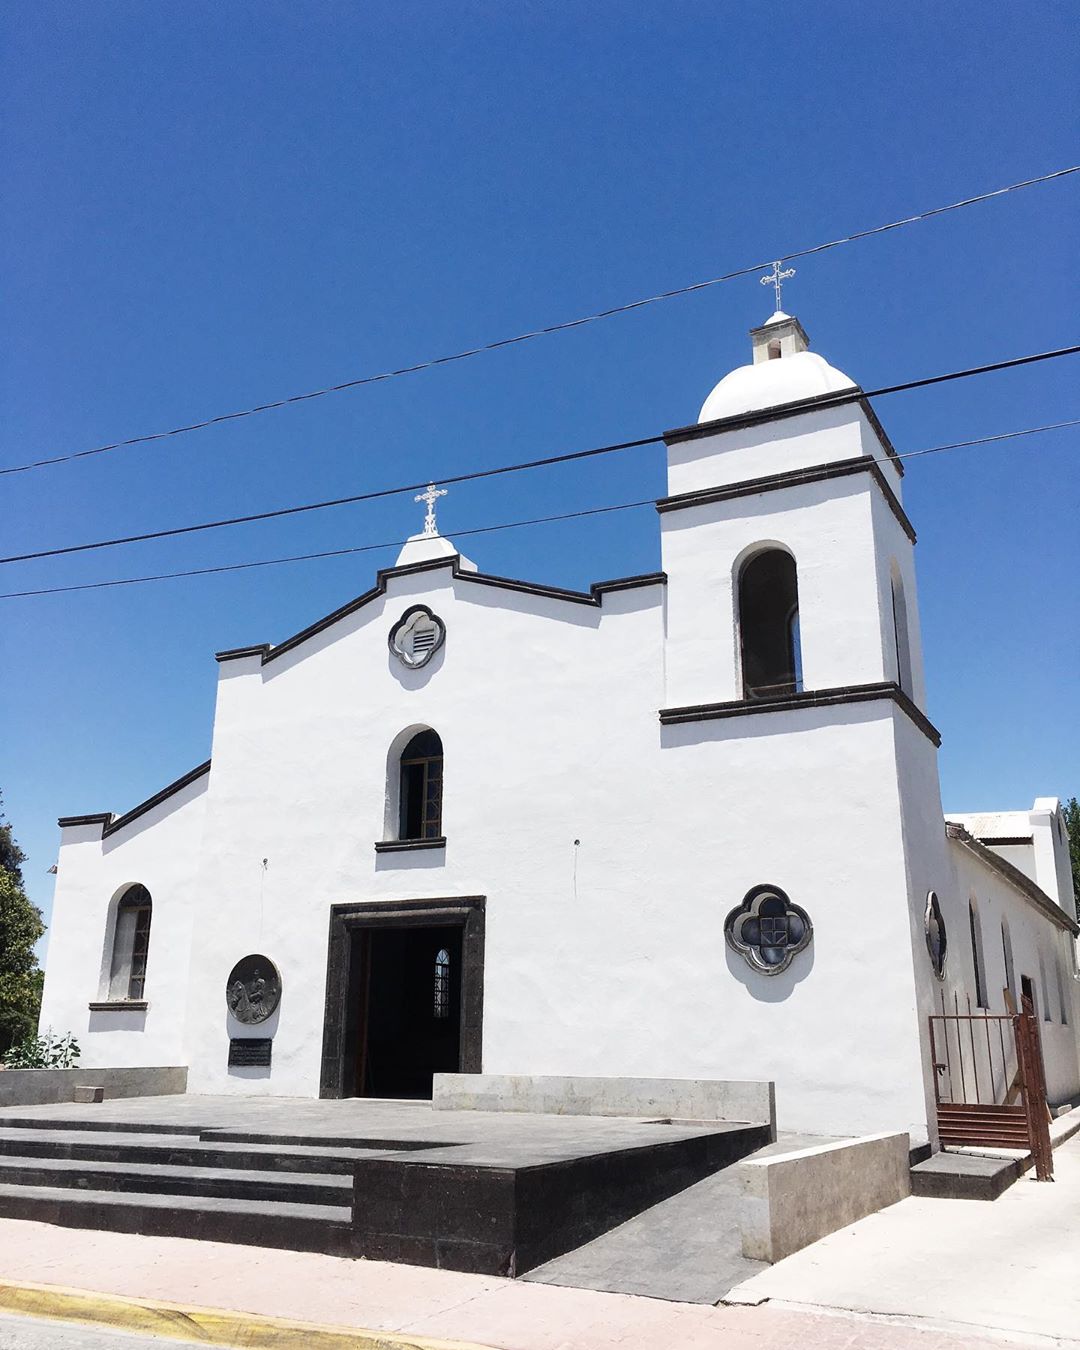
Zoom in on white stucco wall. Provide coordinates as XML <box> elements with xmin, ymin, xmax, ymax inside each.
<box><xmin>39</xmin><ymin>774</ymin><xmax>208</xmax><ymax>1068</ymax></box>
<box><xmin>157</xmin><ymin>555</ymin><xmax>934</xmax><ymax>1139</ymax></box>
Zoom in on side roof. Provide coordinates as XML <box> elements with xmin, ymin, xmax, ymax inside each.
<box><xmin>58</xmin><ymin>760</ymin><xmax>211</xmax><ymax>840</ymax></box>
<box><xmin>946</xmin><ymin>822</ymin><xmax>1079</xmax><ymax>936</ymax></box>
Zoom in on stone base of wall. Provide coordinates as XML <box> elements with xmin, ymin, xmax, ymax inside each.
<box><xmin>432</xmin><ymin>1074</ymin><xmax>775</xmax><ymax>1130</ymax></box>
<box><xmin>0</xmin><ymin>1066</ymin><xmax>187</xmax><ymax>1108</ymax></box>
<box><xmin>735</xmin><ymin>1131</ymin><xmax>910</xmax><ymax>1263</ymax></box>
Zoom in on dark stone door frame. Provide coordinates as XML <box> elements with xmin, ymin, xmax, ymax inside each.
<box><xmin>319</xmin><ymin>895</ymin><xmax>485</xmax><ymax>1099</ymax></box>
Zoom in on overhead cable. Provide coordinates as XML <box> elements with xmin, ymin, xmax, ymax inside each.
<box><xmin>2</xmin><ymin>165</ymin><xmax>1077</xmax><ymax>478</ymax></box>
<box><xmin>2</xmin><ymin>343</ymin><xmax>1077</xmax><ymax>567</ymax></box>
<box><xmin>2</xmin><ymin>415</ymin><xmax>1076</xmax><ymax>600</ymax></box>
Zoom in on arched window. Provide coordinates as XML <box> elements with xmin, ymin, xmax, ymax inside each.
<box><xmin>738</xmin><ymin>549</ymin><xmax>801</xmax><ymax>700</ymax></box>
<box><xmin>968</xmin><ymin>900</ymin><xmax>988</xmax><ymax>1009</ymax></box>
<box><xmin>1039</xmin><ymin>953</ymin><xmax>1052</xmax><ymax>1023</ymax></box>
<box><xmin>1000</xmin><ymin>920</ymin><xmax>1015</xmax><ymax>1002</ymax></box>
<box><xmin>1056</xmin><ymin>949</ymin><xmax>1069</xmax><ymax>1025</ymax></box>
<box><xmin>399</xmin><ymin>730</ymin><xmax>443</xmax><ymax>840</ymax></box>
<box><xmin>891</xmin><ymin>568</ymin><xmax>913</xmax><ymax>697</ymax></box>
<box><xmin>109</xmin><ymin>884</ymin><xmax>152</xmax><ymax>1001</ymax></box>
<box><xmin>434</xmin><ymin>948</ymin><xmax>450</xmax><ymax>1019</ymax></box>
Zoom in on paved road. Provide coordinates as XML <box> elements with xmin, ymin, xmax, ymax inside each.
<box><xmin>0</xmin><ymin>1312</ymin><xmax>206</xmax><ymax>1349</ymax></box>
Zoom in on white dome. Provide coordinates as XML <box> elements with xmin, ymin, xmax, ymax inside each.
<box><xmin>698</xmin><ymin>349</ymin><xmax>856</xmax><ymax>424</ymax></box>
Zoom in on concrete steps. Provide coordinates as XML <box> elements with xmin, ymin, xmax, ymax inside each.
<box><xmin>0</xmin><ymin>1127</ymin><xmax>369</xmax><ymax>1174</ymax></box>
<box><xmin>0</xmin><ymin>1116</ymin><xmax>356</xmax><ymax>1251</ymax></box>
<box><xmin>0</xmin><ymin>1182</ymin><xmax>353</xmax><ymax>1253</ymax></box>
<box><xmin>0</xmin><ymin>1155</ymin><xmax>351</xmax><ymax>1206</ymax></box>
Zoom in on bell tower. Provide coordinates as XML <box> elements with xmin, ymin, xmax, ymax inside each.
<box><xmin>659</xmin><ymin>310</ymin><xmax>928</xmax><ymax>725</ymax></box>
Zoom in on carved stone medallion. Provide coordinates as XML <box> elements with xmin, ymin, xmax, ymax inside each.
<box><xmin>225</xmin><ymin>954</ymin><xmax>281</xmax><ymax>1025</ymax></box>
<box><xmin>924</xmin><ymin>891</ymin><xmax>947</xmax><ymax>979</ymax></box>
<box><xmin>725</xmin><ymin>884</ymin><xmax>812</xmax><ymax>976</ymax></box>
<box><xmin>388</xmin><ymin>604</ymin><xmax>445</xmax><ymax>670</ymax></box>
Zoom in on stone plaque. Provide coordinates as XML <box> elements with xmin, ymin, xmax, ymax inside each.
<box><xmin>225</xmin><ymin>954</ymin><xmax>281</xmax><ymax>1025</ymax></box>
<box><xmin>228</xmin><ymin>1037</ymin><xmax>272</xmax><ymax>1067</ymax></box>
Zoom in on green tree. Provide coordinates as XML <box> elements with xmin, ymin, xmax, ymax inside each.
<box><xmin>0</xmin><ymin>794</ymin><xmax>27</xmax><ymax>889</ymax></box>
<box><xmin>1064</xmin><ymin>796</ymin><xmax>1080</xmax><ymax>923</ymax></box>
<box><xmin>0</xmin><ymin>799</ymin><xmax>44</xmax><ymax>1057</ymax></box>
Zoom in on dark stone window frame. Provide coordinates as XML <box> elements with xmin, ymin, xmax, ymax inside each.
<box><xmin>319</xmin><ymin>896</ymin><xmax>485</xmax><ymax>1100</ymax></box>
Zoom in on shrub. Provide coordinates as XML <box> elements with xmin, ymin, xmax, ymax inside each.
<box><xmin>2</xmin><ymin>1028</ymin><xmax>81</xmax><ymax>1070</ymax></box>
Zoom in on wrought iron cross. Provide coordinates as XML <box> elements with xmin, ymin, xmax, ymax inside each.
<box><xmin>760</xmin><ymin>260</ymin><xmax>795</xmax><ymax>312</ymax></box>
<box><xmin>415</xmin><ymin>482</ymin><xmax>447</xmax><ymax>536</ymax></box>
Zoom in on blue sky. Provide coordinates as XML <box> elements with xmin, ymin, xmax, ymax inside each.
<box><xmin>3</xmin><ymin>2</ymin><xmax>1077</xmax><ymax>953</ymax></box>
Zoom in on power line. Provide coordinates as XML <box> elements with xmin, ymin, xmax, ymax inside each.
<box><xmin>2</xmin><ymin>342</ymin><xmax>1077</xmax><ymax>567</ymax></box>
<box><xmin>3</xmin><ymin>416</ymin><xmax>1075</xmax><ymax>601</ymax></box>
<box><xmin>2</xmin><ymin>164</ymin><xmax>1077</xmax><ymax>479</ymax></box>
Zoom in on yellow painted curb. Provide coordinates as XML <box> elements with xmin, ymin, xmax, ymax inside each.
<box><xmin>0</xmin><ymin>1279</ymin><xmax>494</xmax><ymax>1350</ymax></box>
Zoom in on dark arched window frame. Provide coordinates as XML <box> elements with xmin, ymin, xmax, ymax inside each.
<box><xmin>398</xmin><ymin>729</ymin><xmax>444</xmax><ymax>841</ymax></box>
<box><xmin>109</xmin><ymin>884</ymin><xmax>152</xmax><ymax>1001</ymax></box>
<box><xmin>738</xmin><ymin>548</ymin><xmax>802</xmax><ymax>700</ymax></box>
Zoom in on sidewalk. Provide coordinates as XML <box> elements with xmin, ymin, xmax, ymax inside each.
<box><xmin>0</xmin><ymin>1215</ymin><xmax>1054</xmax><ymax>1350</ymax></box>
<box><xmin>725</xmin><ymin>1129</ymin><xmax>1080</xmax><ymax>1347</ymax></box>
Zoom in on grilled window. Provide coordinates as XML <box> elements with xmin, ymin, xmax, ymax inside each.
<box><xmin>109</xmin><ymin>884</ymin><xmax>152</xmax><ymax>1001</ymax></box>
<box><xmin>434</xmin><ymin>948</ymin><xmax>450</xmax><ymax>1019</ymax></box>
<box><xmin>399</xmin><ymin>729</ymin><xmax>443</xmax><ymax>840</ymax></box>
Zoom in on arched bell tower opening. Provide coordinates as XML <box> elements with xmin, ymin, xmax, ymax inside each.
<box><xmin>737</xmin><ymin>547</ymin><xmax>802</xmax><ymax>700</ymax></box>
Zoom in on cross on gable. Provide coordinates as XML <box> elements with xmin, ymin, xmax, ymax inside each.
<box><xmin>415</xmin><ymin>482</ymin><xmax>448</xmax><ymax>537</ymax></box>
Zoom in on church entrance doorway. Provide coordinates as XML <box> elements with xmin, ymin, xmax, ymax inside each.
<box><xmin>352</xmin><ymin>925</ymin><xmax>461</xmax><ymax>1098</ymax></box>
<box><xmin>319</xmin><ymin>897</ymin><xmax>485</xmax><ymax>1100</ymax></box>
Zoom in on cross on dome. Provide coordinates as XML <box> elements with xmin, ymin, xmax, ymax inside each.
<box><xmin>760</xmin><ymin>260</ymin><xmax>795</xmax><ymax>316</ymax></box>
<box><xmin>415</xmin><ymin>483</ymin><xmax>447</xmax><ymax>537</ymax></box>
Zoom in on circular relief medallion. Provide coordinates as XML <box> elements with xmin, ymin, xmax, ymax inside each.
<box><xmin>225</xmin><ymin>954</ymin><xmax>282</xmax><ymax>1025</ymax></box>
<box><xmin>388</xmin><ymin>604</ymin><xmax>446</xmax><ymax>670</ymax></box>
<box><xmin>724</xmin><ymin>884</ymin><xmax>813</xmax><ymax>976</ymax></box>
<box><xmin>924</xmin><ymin>891</ymin><xmax>947</xmax><ymax>980</ymax></box>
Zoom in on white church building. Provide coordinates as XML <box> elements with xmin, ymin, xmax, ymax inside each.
<box><xmin>41</xmin><ymin>310</ymin><xmax>1080</xmax><ymax>1143</ymax></box>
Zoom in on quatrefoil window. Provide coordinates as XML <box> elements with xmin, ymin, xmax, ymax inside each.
<box><xmin>388</xmin><ymin>605</ymin><xmax>446</xmax><ymax>670</ymax></box>
<box><xmin>725</xmin><ymin>884</ymin><xmax>812</xmax><ymax>976</ymax></box>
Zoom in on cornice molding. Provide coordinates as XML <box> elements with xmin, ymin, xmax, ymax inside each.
<box><xmin>664</xmin><ymin>389</ymin><xmax>904</xmax><ymax>477</ymax></box>
<box><xmin>656</xmin><ymin>454</ymin><xmax>916</xmax><ymax>544</ymax></box>
<box><xmin>659</xmin><ymin>680</ymin><xmax>941</xmax><ymax>746</ymax></box>
<box><xmin>215</xmin><ymin>561</ymin><xmax>667</xmax><ymax>668</ymax></box>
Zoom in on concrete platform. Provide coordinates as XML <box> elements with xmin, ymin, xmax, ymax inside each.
<box><xmin>0</xmin><ymin>1095</ymin><xmax>770</xmax><ymax>1276</ymax></box>
<box><xmin>910</xmin><ymin>1150</ymin><xmax>1021</xmax><ymax>1200</ymax></box>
